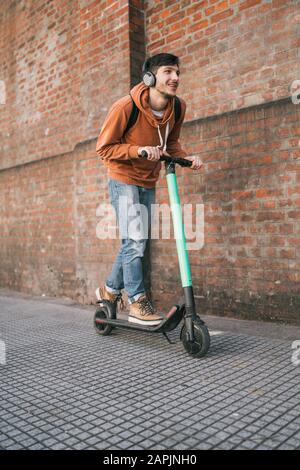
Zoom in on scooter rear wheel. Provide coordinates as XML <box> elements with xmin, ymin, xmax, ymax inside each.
<box><xmin>181</xmin><ymin>316</ymin><xmax>210</xmax><ymax>358</ymax></box>
<box><xmin>94</xmin><ymin>307</ymin><xmax>114</xmax><ymax>336</ymax></box>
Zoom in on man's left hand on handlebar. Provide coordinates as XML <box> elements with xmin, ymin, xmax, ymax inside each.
<box><xmin>162</xmin><ymin>151</ymin><xmax>203</xmax><ymax>171</ymax></box>
<box><xmin>185</xmin><ymin>155</ymin><xmax>203</xmax><ymax>171</ymax></box>
<box><xmin>164</xmin><ymin>152</ymin><xmax>203</xmax><ymax>170</ymax></box>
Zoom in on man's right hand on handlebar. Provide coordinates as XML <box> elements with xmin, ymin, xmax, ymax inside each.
<box><xmin>138</xmin><ymin>146</ymin><xmax>163</xmax><ymax>161</ymax></box>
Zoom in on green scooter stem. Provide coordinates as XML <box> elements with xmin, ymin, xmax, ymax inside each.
<box><xmin>166</xmin><ymin>172</ymin><xmax>192</xmax><ymax>288</ymax></box>
<box><xmin>139</xmin><ymin>151</ymin><xmax>192</xmax><ymax>283</ymax></box>
<box><xmin>164</xmin><ymin>162</ymin><xmax>197</xmax><ymax>333</ymax></box>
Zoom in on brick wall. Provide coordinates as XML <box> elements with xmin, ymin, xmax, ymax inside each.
<box><xmin>0</xmin><ymin>0</ymin><xmax>299</xmax><ymax>323</ymax></box>
<box><xmin>145</xmin><ymin>0</ymin><xmax>300</xmax><ymax>119</ymax></box>
<box><xmin>0</xmin><ymin>141</ymin><xmax>118</xmax><ymax>304</ymax></box>
<box><xmin>0</xmin><ymin>0</ymin><xmax>130</xmax><ymax>170</ymax></box>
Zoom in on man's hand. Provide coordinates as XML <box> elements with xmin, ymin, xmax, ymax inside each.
<box><xmin>185</xmin><ymin>155</ymin><xmax>203</xmax><ymax>171</ymax></box>
<box><xmin>138</xmin><ymin>146</ymin><xmax>163</xmax><ymax>161</ymax></box>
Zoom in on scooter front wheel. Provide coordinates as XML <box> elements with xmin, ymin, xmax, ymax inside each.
<box><xmin>94</xmin><ymin>306</ymin><xmax>114</xmax><ymax>336</ymax></box>
<box><xmin>181</xmin><ymin>316</ymin><xmax>210</xmax><ymax>358</ymax></box>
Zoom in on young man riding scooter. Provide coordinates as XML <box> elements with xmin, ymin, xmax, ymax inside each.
<box><xmin>96</xmin><ymin>53</ymin><xmax>203</xmax><ymax>326</ymax></box>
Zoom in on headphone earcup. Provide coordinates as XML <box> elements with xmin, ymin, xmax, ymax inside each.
<box><xmin>143</xmin><ymin>71</ymin><xmax>156</xmax><ymax>87</ymax></box>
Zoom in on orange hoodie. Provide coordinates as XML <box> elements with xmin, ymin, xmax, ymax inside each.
<box><xmin>96</xmin><ymin>82</ymin><xmax>187</xmax><ymax>188</ymax></box>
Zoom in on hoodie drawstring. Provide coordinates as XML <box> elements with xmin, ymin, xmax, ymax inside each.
<box><xmin>157</xmin><ymin>121</ymin><xmax>169</xmax><ymax>154</ymax></box>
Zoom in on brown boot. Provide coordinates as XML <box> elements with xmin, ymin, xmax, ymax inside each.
<box><xmin>95</xmin><ymin>286</ymin><xmax>124</xmax><ymax>310</ymax></box>
<box><xmin>128</xmin><ymin>295</ymin><xmax>163</xmax><ymax>326</ymax></box>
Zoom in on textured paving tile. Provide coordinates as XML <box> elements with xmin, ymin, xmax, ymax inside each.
<box><xmin>0</xmin><ymin>294</ymin><xmax>300</xmax><ymax>450</ymax></box>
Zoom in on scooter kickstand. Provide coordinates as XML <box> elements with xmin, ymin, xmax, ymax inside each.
<box><xmin>162</xmin><ymin>332</ymin><xmax>176</xmax><ymax>345</ymax></box>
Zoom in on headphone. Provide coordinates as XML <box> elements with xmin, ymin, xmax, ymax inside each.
<box><xmin>142</xmin><ymin>59</ymin><xmax>156</xmax><ymax>87</ymax></box>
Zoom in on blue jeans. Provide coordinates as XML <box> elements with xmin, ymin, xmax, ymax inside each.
<box><xmin>106</xmin><ymin>178</ymin><xmax>156</xmax><ymax>303</ymax></box>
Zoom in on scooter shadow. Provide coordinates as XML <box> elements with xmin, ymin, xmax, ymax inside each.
<box><xmin>103</xmin><ymin>321</ymin><xmax>251</xmax><ymax>359</ymax></box>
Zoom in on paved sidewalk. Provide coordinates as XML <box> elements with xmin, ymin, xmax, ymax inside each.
<box><xmin>0</xmin><ymin>290</ymin><xmax>299</xmax><ymax>450</ymax></box>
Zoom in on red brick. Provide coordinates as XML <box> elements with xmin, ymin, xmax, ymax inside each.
<box><xmin>256</xmin><ymin>212</ymin><xmax>285</xmax><ymax>222</ymax></box>
<box><xmin>288</xmin><ymin>239</ymin><xmax>300</xmax><ymax>247</ymax></box>
<box><xmin>232</xmin><ymin>190</ymin><xmax>253</xmax><ymax>200</ymax></box>
<box><xmin>288</xmin><ymin>210</ymin><xmax>300</xmax><ymax>219</ymax></box>
<box><xmin>280</xmin><ymin>249</ymin><xmax>295</xmax><ymax>259</ymax></box>
<box><xmin>262</xmin><ymin>201</ymin><xmax>276</xmax><ymax>209</ymax></box>
<box><xmin>211</xmin><ymin>8</ymin><xmax>233</xmax><ymax>23</ymax></box>
<box><xmin>205</xmin><ymin>7</ymin><xmax>215</xmax><ymax>16</ymax></box>
<box><xmin>256</xmin><ymin>189</ymin><xmax>282</xmax><ymax>198</ymax></box>
<box><xmin>288</xmin><ymin>186</ymin><xmax>300</xmax><ymax>196</ymax></box>
<box><xmin>279</xmin><ymin>224</ymin><xmax>294</xmax><ymax>235</ymax></box>
<box><xmin>239</xmin><ymin>0</ymin><xmax>262</xmax><ymax>11</ymax></box>
<box><xmin>188</xmin><ymin>19</ymin><xmax>209</xmax><ymax>33</ymax></box>
<box><xmin>216</xmin><ymin>1</ymin><xmax>229</xmax><ymax>12</ymax></box>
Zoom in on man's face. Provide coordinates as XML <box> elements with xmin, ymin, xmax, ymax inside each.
<box><xmin>154</xmin><ymin>64</ymin><xmax>180</xmax><ymax>98</ymax></box>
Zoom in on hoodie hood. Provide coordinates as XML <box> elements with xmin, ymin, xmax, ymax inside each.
<box><xmin>130</xmin><ymin>82</ymin><xmax>175</xmax><ymax>128</ymax></box>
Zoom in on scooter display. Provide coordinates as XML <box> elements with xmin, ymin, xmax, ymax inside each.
<box><xmin>94</xmin><ymin>152</ymin><xmax>210</xmax><ymax>358</ymax></box>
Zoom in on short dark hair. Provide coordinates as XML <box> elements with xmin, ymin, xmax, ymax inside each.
<box><xmin>143</xmin><ymin>53</ymin><xmax>179</xmax><ymax>75</ymax></box>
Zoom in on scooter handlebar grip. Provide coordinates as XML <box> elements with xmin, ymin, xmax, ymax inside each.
<box><xmin>140</xmin><ymin>150</ymin><xmax>192</xmax><ymax>168</ymax></box>
<box><xmin>175</xmin><ymin>158</ymin><xmax>192</xmax><ymax>167</ymax></box>
<box><xmin>141</xmin><ymin>150</ymin><xmax>148</xmax><ymax>158</ymax></box>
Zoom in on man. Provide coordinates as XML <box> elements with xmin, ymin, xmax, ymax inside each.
<box><xmin>96</xmin><ymin>53</ymin><xmax>203</xmax><ymax>326</ymax></box>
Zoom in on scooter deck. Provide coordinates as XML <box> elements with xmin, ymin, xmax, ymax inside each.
<box><xmin>95</xmin><ymin>304</ymin><xmax>185</xmax><ymax>333</ymax></box>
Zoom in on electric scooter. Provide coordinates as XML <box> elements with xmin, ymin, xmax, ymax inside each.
<box><xmin>94</xmin><ymin>152</ymin><xmax>210</xmax><ymax>358</ymax></box>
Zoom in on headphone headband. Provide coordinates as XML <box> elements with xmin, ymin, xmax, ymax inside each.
<box><xmin>142</xmin><ymin>59</ymin><xmax>148</xmax><ymax>74</ymax></box>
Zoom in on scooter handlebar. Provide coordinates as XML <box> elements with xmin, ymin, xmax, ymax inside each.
<box><xmin>140</xmin><ymin>150</ymin><xmax>192</xmax><ymax>168</ymax></box>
